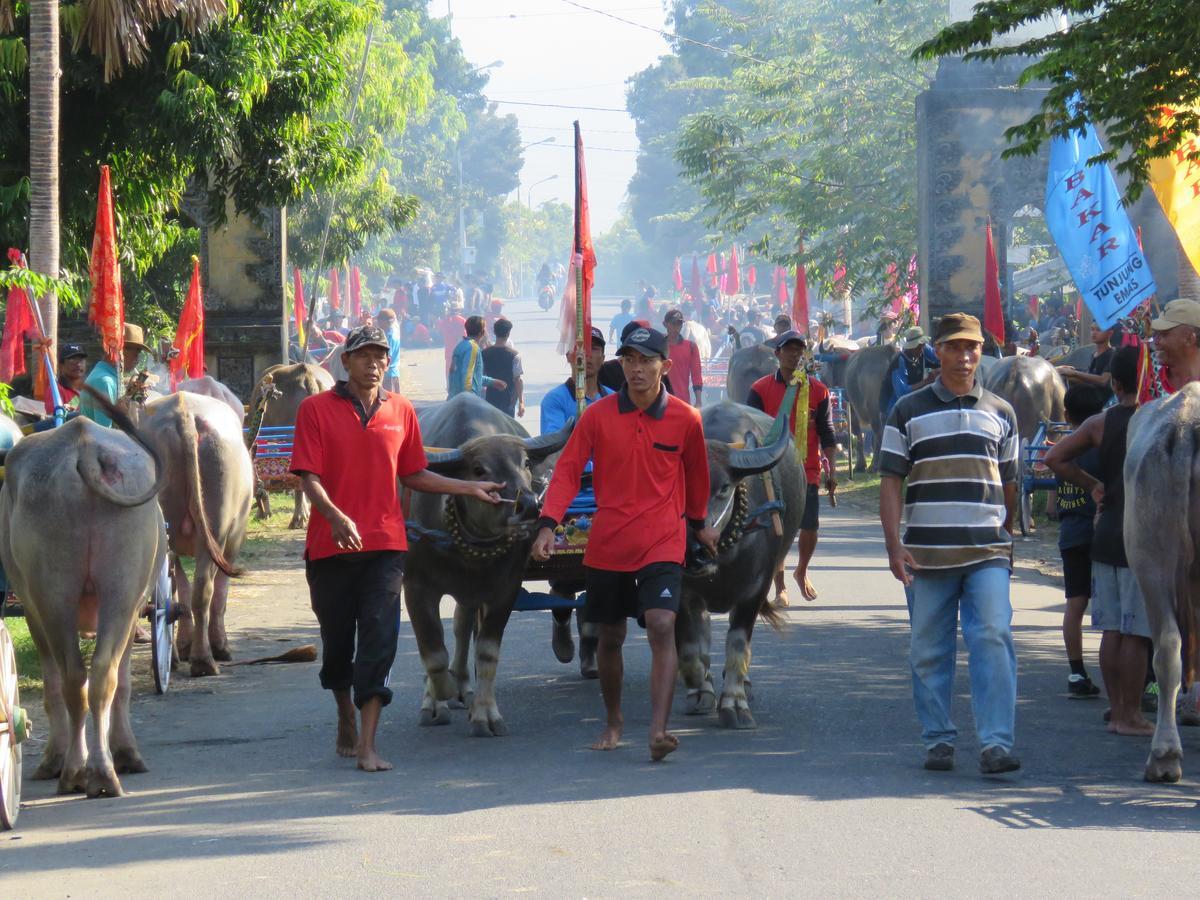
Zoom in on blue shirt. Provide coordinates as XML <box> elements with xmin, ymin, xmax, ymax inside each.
<box><xmin>79</xmin><ymin>360</ymin><xmax>119</xmax><ymax>427</ymax></box>
<box><xmin>610</xmin><ymin>311</ymin><xmax>634</xmax><ymax>341</ymax></box>
<box><xmin>447</xmin><ymin>337</ymin><xmax>496</xmax><ymax>398</ymax></box>
<box><xmin>884</xmin><ymin>344</ymin><xmax>940</xmax><ymax>419</ymax></box>
<box><xmin>384</xmin><ymin>323</ymin><xmax>402</xmax><ymax>377</ymax></box>
<box><xmin>541</xmin><ymin>379</ymin><xmax>613</xmax><ymax>512</ymax></box>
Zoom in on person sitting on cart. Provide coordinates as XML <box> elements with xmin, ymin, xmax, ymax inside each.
<box><xmin>45</xmin><ymin>343</ymin><xmax>88</xmax><ymax>415</ymax></box>
<box><xmin>79</xmin><ymin>323</ymin><xmax>151</xmax><ymax>428</ymax></box>
<box><xmin>532</xmin><ymin>326</ymin><xmax>719</xmax><ymax>762</ymax></box>
<box><xmin>746</xmin><ymin>330</ymin><xmax>838</xmax><ymax>605</ymax></box>
<box><xmin>540</xmin><ymin>325</ymin><xmax>613</xmax><ymax>678</ymax></box>
<box><xmin>880</xmin><ymin>326</ymin><xmax>940</xmax><ymax>423</ymax></box>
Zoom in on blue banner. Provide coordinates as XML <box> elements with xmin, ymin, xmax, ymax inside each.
<box><xmin>1045</xmin><ymin>108</ymin><xmax>1157</xmax><ymax>329</ymax></box>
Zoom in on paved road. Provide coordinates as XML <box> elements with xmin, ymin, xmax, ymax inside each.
<box><xmin>4</xmin><ymin>296</ymin><xmax>1199</xmax><ymax>896</ymax></box>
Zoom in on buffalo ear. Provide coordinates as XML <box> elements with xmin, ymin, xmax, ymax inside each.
<box><xmin>424</xmin><ymin>447</ymin><xmax>464</xmax><ymax>475</ymax></box>
<box><xmin>523</xmin><ymin>418</ymin><xmax>574</xmax><ymax>464</ymax></box>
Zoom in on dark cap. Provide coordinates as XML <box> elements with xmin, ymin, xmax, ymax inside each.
<box><xmin>590</xmin><ymin>325</ymin><xmax>605</xmax><ymax>348</ymax></box>
<box><xmin>663</xmin><ymin>308</ymin><xmax>685</xmax><ymax>324</ymax></box>
<box><xmin>342</xmin><ymin>325</ymin><xmax>391</xmax><ymax>354</ymax></box>
<box><xmin>617</xmin><ymin>325</ymin><xmax>669</xmax><ymax>361</ymax></box>
<box><xmin>620</xmin><ymin>318</ymin><xmax>651</xmax><ymax>343</ymax></box>
<box><xmin>60</xmin><ymin>343</ymin><xmax>87</xmax><ymax>361</ymax></box>
<box><xmin>932</xmin><ymin>312</ymin><xmax>984</xmax><ymax>345</ymax></box>
<box><xmin>772</xmin><ymin>330</ymin><xmax>806</xmax><ymax>350</ymax></box>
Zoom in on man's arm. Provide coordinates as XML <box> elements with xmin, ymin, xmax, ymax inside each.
<box><xmin>1044</xmin><ymin>412</ymin><xmax>1105</xmax><ymax>499</ymax></box>
<box><xmin>531</xmin><ymin>414</ymin><xmax>596</xmax><ymax>560</ymax></box>
<box><xmin>399</xmin><ymin>469</ymin><xmax>504</xmax><ymax>503</ymax></box>
<box><xmin>682</xmin><ymin>415</ymin><xmax>719</xmax><ymax>555</ymax></box>
<box><xmin>300</xmin><ymin>473</ymin><xmax>362</xmax><ymax>551</ymax></box>
<box><xmin>879</xmin><ymin>475</ymin><xmax>916</xmax><ymax>586</ymax></box>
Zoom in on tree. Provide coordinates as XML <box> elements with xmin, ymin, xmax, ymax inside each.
<box><xmin>912</xmin><ymin>1</ymin><xmax>1200</xmax><ymax>199</ymax></box>
<box><xmin>672</xmin><ymin>0</ymin><xmax>944</xmax><ymax>304</ymax></box>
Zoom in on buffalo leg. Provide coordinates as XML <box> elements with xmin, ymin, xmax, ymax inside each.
<box><xmin>290</xmin><ymin>488</ymin><xmax>311</xmax><ymax>530</ymax></box>
<box><xmin>852</xmin><ymin>422</ymin><xmax>867</xmax><ymax>472</ymax></box>
<box><xmin>1144</xmin><ymin>576</ymin><xmax>1187</xmax><ymax>783</ymax></box>
<box><xmin>110</xmin><ymin>629</ymin><xmax>147</xmax><ymax>776</ymax></box>
<box><xmin>404</xmin><ymin>580</ymin><xmax>453</xmax><ymax>725</ymax></box>
<box><xmin>676</xmin><ymin>599</ymin><xmax>715</xmax><ymax>715</ymax></box>
<box><xmin>173</xmin><ymin>554</ymin><xmax>192</xmax><ymax>664</ymax></box>
<box><xmin>449</xmin><ymin>602</ymin><xmax>476</xmax><ymax>708</ymax></box>
<box><xmin>56</xmin><ymin>617</ymin><xmax>89</xmax><ymax>794</ymax></box>
<box><xmin>469</xmin><ymin>599</ymin><xmax>515</xmax><ymax>737</ymax></box>
<box><xmin>26</xmin><ymin>610</ymin><xmax>68</xmax><ymax>780</ymax></box>
<box><xmin>209</xmin><ymin>570</ymin><xmax>232</xmax><ymax>662</ymax></box>
<box><xmin>718</xmin><ymin>600</ymin><xmax>760</xmax><ymax>729</ymax></box>
<box><xmin>187</xmin><ymin>554</ymin><xmax>220</xmax><ymax>677</ymax></box>
<box><xmin>551</xmin><ymin>606</ymin><xmax>575</xmax><ymax>664</ymax></box>
<box><xmin>83</xmin><ymin>610</ymin><xmax>134</xmax><ymax>798</ymax></box>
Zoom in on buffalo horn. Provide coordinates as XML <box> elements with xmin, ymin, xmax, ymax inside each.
<box><xmin>522</xmin><ymin>418</ymin><xmax>575</xmax><ymax>463</ymax></box>
<box><xmin>424</xmin><ymin>447</ymin><xmax>464</xmax><ymax>474</ymax></box>
<box><xmin>728</xmin><ymin>427</ymin><xmax>789</xmax><ymax>479</ymax></box>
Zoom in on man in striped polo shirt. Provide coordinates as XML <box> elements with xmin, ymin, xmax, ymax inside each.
<box><xmin>878</xmin><ymin>313</ymin><xmax>1021</xmax><ymax>775</ymax></box>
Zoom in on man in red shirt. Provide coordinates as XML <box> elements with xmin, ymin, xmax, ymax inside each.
<box><xmin>663</xmin><ymin>308</ymin><xmax>703</xmax><ymax>405</ymax></box>
<box><xmin>291</xmin><ymin>325</ymin><xmax>503</xmax><ymax>773</ymax></box>
<box><xmin>44</xmin><ymin>343</ymin><xmax>87</xmax><ymax>414</ymax></box>
<box><xmin>746</xmin><ymin>331</ymin><xmax>838</xmax><ymax>604</ymax></box>
<box><xmin>531</xmin><ymin>326</ymin><xmax>719</xmax><ymax>762</ymax></box>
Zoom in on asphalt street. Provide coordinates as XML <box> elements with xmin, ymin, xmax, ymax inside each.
<box><xmin>3</xmin><ymin>295</ymin><xmax>1199</xmax><ymax>897</ymax></box>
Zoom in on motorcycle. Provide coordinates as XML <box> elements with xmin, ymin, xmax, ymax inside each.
<box><xmin>538</xmin><ymin>283</ymin><xmax>556</xmax><ymax>311</ymax></box>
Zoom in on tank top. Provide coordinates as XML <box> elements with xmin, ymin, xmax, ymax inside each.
<box><xmin>482</xmin><ymin>345</ymin><xmax>518</xmax><ymax>412</ymax></box>
<box><xmin>1091</xmin><ymin>404</ymin><xmax>1136</xmax><ymax>567</ymax></box>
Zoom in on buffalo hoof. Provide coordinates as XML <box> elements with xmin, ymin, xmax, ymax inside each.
<box><xmin>190</xmin><ymin>657</ymin><xmax>220</xmax><ymax>678</ymax></box>
<box><xmin>85</xmin><ymin>766</ymin><xmax>125</xmax><ymax>799</ymax></box>
<box><xmin>212</xmin><ymin>646</ymin><xmax>233</xmax><ymax>663</ymax></box>
<box><xmin>718</xmin><ymin>703</ymin><xmax>757</xmax><ymax>730</ymax></box>
<box><xmin>552</xmin><ymin>621</ymin><xmax>575</xmax><ymax>664</ymax></box>
<box><xmin>112</xmin><ymin>747</ymin><xmax>148</xmax><ymax>775</ymax></box>
<box><xmin>418</xmin><ymin>704</ymin><xmax>451</xmax><ymax>727</ymax></box>
<box><xmin>744</xmin><ymin>679</ymin><xmax>754</xmax><ymax>704</ymax></box>
<box><xmin>684</xmin><ymin>689</ymin><xmax>716</xmax><ymax>716</ymax></box>
<box><xmin>470</xmin><ymin>714</ymin><xmax>508</xmax><ymax>737</ymax></box>
<box><xmin>448</xmin><ymin>690</ymin><xmax>473</xmax><ymax>711</ymax></box>
<box><xmin>1145</xmin><ymin>748</ymin><xmax>1183</xmax><ymax>783</ymax></box>
<box><xmin>33</xmin><ymin>752</ymin><xmax>64</xmax><ymax>781</ymax></box>
<box><xmin>289</xmin><ymin>515</ymin><xmax>309</xmax><ymax>530</ymax></box>
<box><xmin>57</xmin><ymin>766</ymin><xmax>88</xmax><ymax>795</ymax></box>
<box><xmin>175</xmin><ymin>642</ymin><xmax>191</xmax><ymax>662</ymax></box>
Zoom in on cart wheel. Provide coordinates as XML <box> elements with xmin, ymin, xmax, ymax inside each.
<box><xmin>151</xmin><ymin>557</ymin><xmax>174</xmax><ymax>695</ymax></box>
<box><xmin>1018</xmin><ymin>438</ymin><xmax>1032</xmax><ymax>538</ymax></box>
<box><xmin>0</xmin><ymin>621</ymin><xmax>24</xmax><ymax>830</ymax></box>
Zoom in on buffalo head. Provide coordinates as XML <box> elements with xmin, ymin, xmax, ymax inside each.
<box><xmin>694</xmin><ymin>427</ymin><xmax>790</xmax><ymax>564</ymax></box>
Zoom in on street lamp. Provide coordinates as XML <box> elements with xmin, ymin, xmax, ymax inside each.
<box><xmin>527</xmin><ymin>174</ymin><xmax>558</xmax><ymax>210</ymax></box>
<box><xmin>520</xmin><ymin>136</ymin><xmax>555</xmax><ymax>151</ymax></box>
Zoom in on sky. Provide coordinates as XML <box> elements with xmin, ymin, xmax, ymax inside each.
<box><xmin>429</xmin><ymin>1</ymin><xmax>671</xmax><ymax>233</ymax></box>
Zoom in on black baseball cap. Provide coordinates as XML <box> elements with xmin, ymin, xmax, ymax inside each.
<box><xmin>590</xmin><ymin>325</ymin><xmax>605</xmax><ymax>348</ymax></box>
<box><xmin>60</xmin><ymin>343</ymin><xmax>87</xmax><ymax>361</ymax></box>
<box><xmin>620</xmin><ymin>318</ymin><xmax>651</xmax><ymax>343</ymax></box>
<box><xmin>663</xmin><ymin>308</ymin><xmax>685</xmax><ymax>324</ymax></box>
<box><xmin>773</xmin><ymin>330</ymin><xmax>807</xmax><ymax>349</ymax></box>
<box><xmin>617</xmin><ymin>325</ymin><xmax>669</xmax><ymax>361</ymax></box>
<box><xmin>343</xmin><ymin>325</ymin><xmax>390</xmax><ymax>354</ymax></box>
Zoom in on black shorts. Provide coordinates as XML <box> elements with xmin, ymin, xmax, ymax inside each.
<box><xmin>1061</xmin><ymin>544</ymin><xmax>1092</xmax><ymax>599</ymax></box>
<box><xmin>801</xmin><ymin>482</ymin><xmax>820</xmax><ymax>531</ymax></box>
<box><xmin>305</xmin><ymin>550</ymin><xmax>406</xmax><ymax>709</ymax></box>
<box><xmin>583</xmin><ymin>562</ymin><xmax>683</xmax><ymax>626</ymax></box>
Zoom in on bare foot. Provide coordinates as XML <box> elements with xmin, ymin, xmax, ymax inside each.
<box><xmin>336</xmin><ymin>714</ymin><xmax>359</xmax><ymax>759</ymax></box>
<box><xmin>793</xmin><ymin>569</ymin><xmax>818</xmax><ymax>601</ymax></box>
<box><xmin>774</xmin><ymin>589</ymin><xmax>789</xmax><ymax>608</ymax></box>
<box><xmin>591</xmin><ymin>724</ymin><xmax>623</xmax><ymax>751</ymax></box>
<box><xmin>1111</xmin><ymin>718</ymin><xmax>1155</xmax><ymax>736</ymax></box>
<box><xmin>650</xmin><ymin>732</ymin><xmax>679</xmax><ymax>762</ymax></box>
<box><xmin>357</xmin><ymin>748</ymin><xmax>394</xmax><ymax>772</ymax></box>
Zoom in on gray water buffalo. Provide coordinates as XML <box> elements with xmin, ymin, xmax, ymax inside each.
<box><xmin>176</xmin><ymin>375</ymin><xmax>244</xmax><ymax>423</ymax></box>
<box><xmin>0</xmin><ymin>393</ymin><xmax>166</xmax><ymax>797</ymax></box>
<box><xmin>844</xmin><ymin>344</ymin><xmax>898</xmax><ymax>471</ymax></box>
<box><xmin>248</xmin><ymin>363</ymin><xmax>334</xmax><ymax>527</ymax></box>
<box><xmin>141</xmin><ymin>392</ymin><xmax>251</xmax><ymax>676</ymax></box>
<box><xmin>405</xmin><ymin>393</ymin><xmax>572</xmax><ymax>736</ymax></box>
<box><xmin>981</xmin><ymin>355</ymin><xmax>1065</xmax><ymax>441</ymax></box>
<box><xmin>726</xmin><ymin>343</ymin><xmax>777</xmax><ymax>409</ymax></box>
<box><xmin>1125</xmin><ymin>384</ymin><xmax>1200</xmax><ymax>783</ymax></box>
<box><xmin>678</xmin><ymin>402</ymin><xmax>798</xmax><ymax>728</ymax></box>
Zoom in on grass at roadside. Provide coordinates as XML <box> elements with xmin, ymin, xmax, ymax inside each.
<box><xmin>5</xmin><ymin>616</ymin><xmax>42</xmax><ymax>692</ymax></box>
<box><xmin>834</xmin><ymin>470</ymin><xmax>881</xmax><ymax>511</ymax></box>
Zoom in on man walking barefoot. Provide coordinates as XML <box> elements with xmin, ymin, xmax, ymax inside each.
<box><xmin>531</xmin><ymin>326</ymin><xmax>719</xmax><ymax>761</ymax></box>
<box><xmin>292</xmin><ymin>326</ymin><xmax>504</xmax><ymax>772</ymax></box>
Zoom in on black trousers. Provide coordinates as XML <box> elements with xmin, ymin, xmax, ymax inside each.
<box><xmin>305</xmin><ymin>551</ymin><xmax>406</xmax><ymax>709</ymax></box>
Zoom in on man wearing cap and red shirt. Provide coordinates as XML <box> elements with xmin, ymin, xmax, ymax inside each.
<box><xmin>45</xmin><ymin>344</ymin><xmax>88</xmax><ymax>414</ymax></box>
<box><xmin>663</xmin><ymin>308</ymin><xmax>703</xmax><ymax>406</ymax></box>
<box><xmin>532</xmin><ymin>326</ymin><xmax>719</xmax><ymax>762</ymax></box>
<box><xmin>746</xmin><ymin>330</ymin><xmax>838</xmax><ymax>604</ymax></box>
<box><xmin>291</xmin><ymin>325</ymin><xmax>505</xmax><ymax>773</ymax></box>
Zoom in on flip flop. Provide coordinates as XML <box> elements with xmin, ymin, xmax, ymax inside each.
<box><xmin>650</xmin><ymin>734</ymin><xmax>679</xmax><ymax>762</ymax></box>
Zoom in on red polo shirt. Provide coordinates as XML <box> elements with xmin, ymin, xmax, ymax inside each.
<box><xmin>666</xmin><ymin>337</ymin><xmax>703</xmax><ymax>399</ymax></box>
<box><xmin>540</xmin><ymin>386</ymin><xmax>710</xmax><ymax>572</ymax></box>
<box><xmin>290</xmin><ymin>384</ymin><xmax>428</xmax><ymax>561</ymax></box>
<box><xmin>747</xmin><ymin>370</ymin><xmax>835</xmax><ymax>485</ymax></box>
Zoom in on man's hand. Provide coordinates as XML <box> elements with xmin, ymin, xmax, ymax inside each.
<box><xmin>465</xmin><ymin>480</ymin><xmax>506</xmax><ymax>504</ymax></box>
<box><xmin>491</xmin><ymin>379</ymin><xmax>508</xmax><ymax>392</ymax></box>
<box><xmin>1091</xmin><ymin>482</ymin><xmax>1105</xmax><ymax>508</ymax></box>
<box><xmin>886</xmin><ymin>545</ymin><xmax>918</xmax><ymax>586</ymax></box>
<box><xmin>331</xmin><ymin>512</ymin><xmax>363</xmax><ymax>552</ymax></box>
<box><xmin>530</xmin><ymin>526</ymin><xmax>555</xmax><ymax>561</ymax></box>
<box><xmin>517</xmin><ymin>400</ymin><xmax>526</xmax><ymax>418</ymax></box>
<box><xmin>695</xmin><ymin>525</ymin><xmax>720</xmax><ymax>557</ymax></box>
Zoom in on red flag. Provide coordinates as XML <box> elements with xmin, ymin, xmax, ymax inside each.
<box><xmin>292</xmin><ymin>268</ymin><xmax>307</xmax><ymax>345</ymax></box>
<box><xmin>747</xmin><ymin>266</ymin><xmax>757</xmax><ymax>290</ymax></box>
<box><xmin>984</xmin><ymin>220</ymin><xmax>1006</xmax><ymax>345</ymax></box>
<box><xmin>1028</xmin><ymin>294</ymin><xmax>1040</xmax><ymax>320</ymax></box>
<box><xmin>706</xmin><ymin>253</ymin><xmax>718</xmax><ymax>288</ymax></box>
<box><xmin>728</xmin><ymin>246</ymin><xmax>741</xmax><ymax>295</ymax></box>
<box><xmin>350</xmin><ymin>266</ymin><xmax>363</xmax><ymax>319</ymax></box>
<box><xmin>170</xmin><ymin>256</ymin><xmax>205</xmax><ymax>389</ymax></box>
<box><xmin>88</xmin><ymin>164</ymin><xmax>125</xmax><ymax>363</ymax></box>
<box><xmin>775</xmin><ymin>266</ymin><xmax>788</xmax><ymax>308</ymax></box>
<box><xmin>0</xmin><ymin>250</ymin><xmax>35</xmax><ymax>382</ymax></box>
<box><xmin>672</xmin><ymin>257</ymin><xmax>683</xmax><ymax>292</ymax></box>
<box><xmin>690</xmin><ymin>255</ymin><xmax>703</xmax><ymax>299</ymax></box>
<box><xmin>329</xmin><ymin>268</ymin><xmax>341</xmax><ymax>312</ymax></box>
<box><xmin>557</xmin><ymin>122</ymin><xmax>595</xmax><ymax>363</ymax></box>
<box><xmin>793</xmin><ymin>247</ymin><xmax>809</xmax><ymax>333</ymax></box>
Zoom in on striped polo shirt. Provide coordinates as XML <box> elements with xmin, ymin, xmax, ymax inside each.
<box><xmin>878</xmin><ymin>378</ymin><xmax>1019</xmax><ymax>570</ymax></box>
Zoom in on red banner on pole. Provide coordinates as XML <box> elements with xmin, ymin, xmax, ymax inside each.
<box><xmin>88</xmin><ymin>164</ymin><xmax>125</xmax><ymax>364</ymax></box>
<box><xmin>169</xmin><ymin>256</ymin><xmax>206</xmax><ymax>388</ymax></box>
<box><xmin>984</xmin><ymin>220</ymin><xmax>1006</xmax><ymax>345</ymax></box>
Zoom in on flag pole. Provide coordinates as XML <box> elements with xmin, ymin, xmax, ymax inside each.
<box><xmin>573</xmin><ymin>120</ymin><xmax>586</xmax><ymax>418</ymax></box>
<box><xmin>17</xmin><ymin>251</ymin><xmax>64</xmax><ymax>426</ymax></box>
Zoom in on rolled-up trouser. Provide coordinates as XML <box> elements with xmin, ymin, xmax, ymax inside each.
<box><xmin>305</xmin><ymin>550</ymin><xmax>406</xmax><ymax>709</ymax></box>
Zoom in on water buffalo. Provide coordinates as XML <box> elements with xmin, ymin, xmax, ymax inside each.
<box><xmin>726</xmin><ymin>343</ymin><xmax>776</xmax><ymax>409</ymax></box>
<box><xmin>141</xmin><ymin>392</ymin><xmax>251</xmax><ymax>676</ymax></box>
<box><xmin>844</xmin><ymin>344</ymin><xmax>898</xmax><ymax>471</ymax></box>
<box><xmin>405</xmin><ymin>393</ymin><xmax>573</xmax><ymax>736</ymax></box>
<box><xmin>176</xmin><ymin>375</ymin><xmax>245</xmax><ymax>423</ymax></box>
<box><xmin>1125</xmin><ymin>384</ymin><xmax>1200</xmax><ymax>783</ymax></box>
<box><xmin>678</xmin><ymin>402</ymin><xmax>798</xmax><ymax>728</ymax></box>
<box><xmin>981</xmin><ymin>355</ymin><xmax>1065</xmax><ymax>441</ymax></box>
<box><xmin>248</xmin><ymin>363</ymin><xmax>334</xmax><ymax>527</ymax></box>
<box><xmin>0</xmin><ymin>392</ymin><xmax>166</xmax><ymax>797</ymax></box>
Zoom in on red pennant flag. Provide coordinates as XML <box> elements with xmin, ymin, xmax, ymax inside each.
<box><xmin>747</xmin><ymin>266</ymin><xmax>757</xmax><ymax>290</ymax></box>
<box><xmin>984</xmin><ymin>220</ymin><xmax>1006</xmax><ymax>345</ymax></box>
<box><xmin>690</xmin><ymin>255</ymin><xmax>703</xmax><ymax>299</ymax></box>
<box><xmin>292</xmin><ymin>268</ymin><xmax>307</xmax><ymax>345</ymax></box>
<box><xmin>88</xmin><ymin>164</ymin><xmax>125</xmax><ymax>364</ymax></box>
<box><xmin>728</xmin><ymin>246</ymin><xmax>741</xmax><ymax>295</ymax></box>
<box><xmin>706</xmin><ymin>253</ymin><xmax>718</xmax><ymax>288</ymax></box>
<box><xmin>775</xmin><ymin>266</ymin><xmax>788</xmax><ymax>308</ymax></box>
<box><xmin>1028</xmin><ymin>294</ymin><xmax>1040</xmax><ymax>320</ymax></box>
<box><xmin>350</xmin><ymin>266</ymin><xmax>363</xmax><ymax>319</ymax></box>
<box><xmin>792</xmin><ymin>243</ymin><xmax>809</xmax><ymax>333</ymax></box>
<box><xmin>0</xmin><ymin>250</ymin><xmax>35</xmax><ymax>382</ymax></box>
<box><xmin>557</xmin><ymin>121</ymin><xmax>596</xmax><ymax>365</ymax></box>
<box><xmin>170</xmin><ymin>256</ymin><xmax>205</xmax><ymax>389</ymax></box>
<box><xmin>329</xmin><ymin>268</ymin><xmax>341</xmax><ymax>312</ymax></box>
<box><xmin>672</xmin><ymin>257</ymin><xmax>683</xmax><ymax>292</ymax></box>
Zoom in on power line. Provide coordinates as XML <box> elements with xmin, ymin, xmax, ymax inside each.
<box><xmin>456</xmin><ymin>5</ymin><xmax>659</xmax><ymax>20</ymax></box>
<box><xmin>491</xmin><ymin>99</ymin><xmax>628</xmax><ymax>112</ymax></box>
<box><xmin>521</xmin><ymin>124</ymin><xmax>637</xmax><ymax>135</ymax></box>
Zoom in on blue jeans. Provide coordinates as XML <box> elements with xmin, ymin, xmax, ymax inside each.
<box><xmin>904</xmin><ymin>564</ymin><xmax>1017</xmax><ymax>752</ymax></box>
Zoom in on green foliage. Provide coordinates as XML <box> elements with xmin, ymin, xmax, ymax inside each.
<box><xmin>0</xmin><ymin>264</ymin><xmax>82</xmax><ymax>309</ymax></box>
<box><xmin>912</xmin><ymin>1</ymin><xmax>1200</xmax><ymax>199</ymax></box>
<box><xmin>0</xmin><ymin>379</ymin><xmax>14</xmax><ymax>417</ymax></box>
<box><xmin>672</xmin><ymin>0</ymin><xmax>944</xmax><ymax>306</ymax></box>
